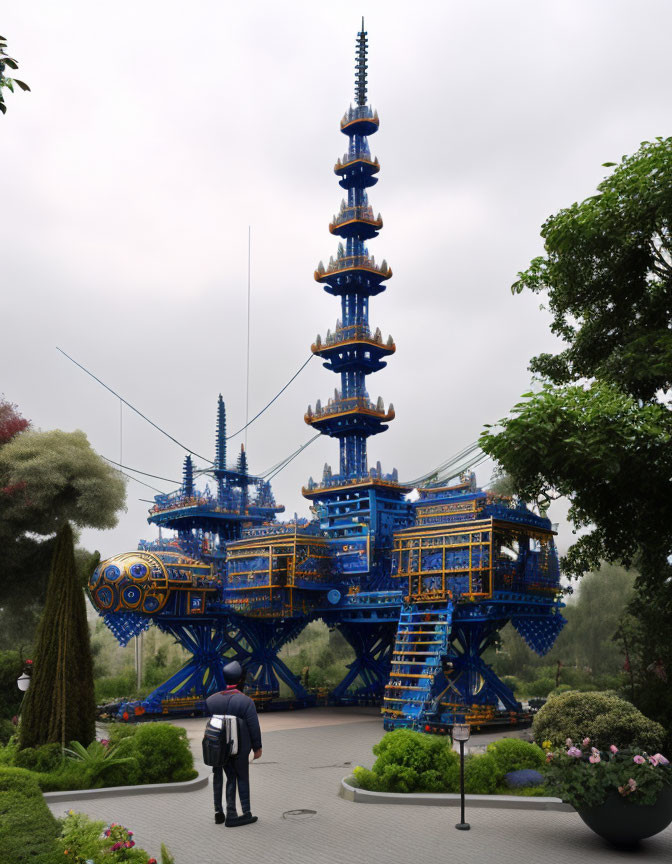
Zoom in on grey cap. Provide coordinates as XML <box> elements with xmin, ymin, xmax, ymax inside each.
<box><xmin>223</xmin><ymin>660</ymin><xmax>243</xmax><ymax>684</ymax></box>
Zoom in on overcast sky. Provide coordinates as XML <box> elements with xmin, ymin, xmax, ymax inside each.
<box><xmin>2</xmin><ymin>0</ymin><xmax>670</xmax><ymax>560</ymax></box>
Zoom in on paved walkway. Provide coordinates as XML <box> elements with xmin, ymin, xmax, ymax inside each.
<box><xmin>48</xmin><ymin>709</ymin><xmax>672</xmax><ymax>864</ymax></box>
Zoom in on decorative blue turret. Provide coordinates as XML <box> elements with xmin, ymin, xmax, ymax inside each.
<box><xmin>214</xmin><ymin>394</ymin><xmax>226</xmax><ymax>503</ymax></box>
<box><xmin>181</xmin><ymin>454</ymin><xmax>194</xmax><ymax>498</ymax></box>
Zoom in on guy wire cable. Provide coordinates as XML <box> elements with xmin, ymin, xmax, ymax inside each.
<box><xmin>264</xmin><ymin>434</ymin><xmax>322</xmax><ymax>482</ymax></box>
<box><xmin>102</xmin><ymin>457</ymin><xmax>181</xmax><ymax>485</ymax></box>
<box><xmin>58</xmin><ymin>346</ymin><xmax>315</xmax><ymax>458</ymax></box>
<box><xmin>115</xmin><ymin>467</ymin><xmax>167</xmax><ymax>495</ymax></box>
<box><xmin>226</xmin><ymin>354</ymin><xmax>314</xmax><ymax>441</ymax></box>
<box><xmin>57</xmin><ymin>347</ymin><xmax>213</xmax><ymax>463</ymax></box>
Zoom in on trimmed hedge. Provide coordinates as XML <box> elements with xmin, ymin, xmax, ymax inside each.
<box><xmin>532</xmin><ymin>690</ymin><xmax>665</xmax><ymax>751</ymax></box>
<box><xmin>0</xmin><ymin>769</ymin><xmax>61</xmax><ymax>864</ymax></box>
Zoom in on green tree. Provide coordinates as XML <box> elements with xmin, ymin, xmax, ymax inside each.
<box><xmin>20</xmin><ymin>523</ymin><xmax>96</xmax><ymax>749</ymax></box>
<box><xmin>0</xmin><ymin>35</ymin><xmax>30</xmax><ymax>114</ymax></box>
<box><xmin>479</xmin><ymin>137</ymin><xmax>672</xmax><ymax>743</ymax></box>
<box><xmin>0</xmin><ymin>400</ymin><xmax>125</xmax><ymax>646</ymax></box>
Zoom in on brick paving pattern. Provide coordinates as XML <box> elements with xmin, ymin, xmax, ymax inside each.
<box><xmin>48</xmin><ymin>712</ymin><xmax>672</xmax><ymax>864</ymax></box>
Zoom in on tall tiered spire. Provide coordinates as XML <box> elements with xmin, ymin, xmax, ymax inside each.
<box><xmin>306</xmin><ymin>22</ymin><xmax>395</xmax><ymax>481</ymax></box>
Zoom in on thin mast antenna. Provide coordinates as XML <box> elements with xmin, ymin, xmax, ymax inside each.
<box><xmin>119</xmin><ymin>398</ymin><xmax>123</xmax><ymax>478</ymax></box>
<box><xmin>245</xmin><ymin>225</ymin><xmax>251</xmax><ymax>450</ymax></box>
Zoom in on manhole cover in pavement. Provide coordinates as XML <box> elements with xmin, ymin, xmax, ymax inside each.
<box><xmin>282</xmin><ymin>809</ymin><xmax>317</xmax><ymax>821</ymax></box>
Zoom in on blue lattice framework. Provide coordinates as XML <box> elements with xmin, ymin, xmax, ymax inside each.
<box><xmin>88</xmin><ymin>22</ymin><xmax>565</xmax><ymax>730</ymax></box>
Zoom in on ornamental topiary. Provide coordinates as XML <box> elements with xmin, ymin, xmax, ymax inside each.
<box><xmin>533</xmin><ymin>690</ymin><xmax>665</xmax><ymax>752</ymax></box>
<box><xmin>486</xmin><ymin>738</ymin><xmax>546</xmax><ymax>775</ymax></box>
<box><xmin>19</xmin><ymin>523</ymin><xmax>96</xmax><ymax>750</ymax></box>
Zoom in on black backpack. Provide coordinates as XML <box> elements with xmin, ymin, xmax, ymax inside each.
<box><xmin>202</xmin><ymin>714</ymin><xmax>240</xmax><ymax>767</ymax></box>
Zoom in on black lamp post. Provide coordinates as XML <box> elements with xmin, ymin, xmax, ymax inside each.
<box><xmin>453</xmin><ymin>723</ymin><xmax>471</xmax><ymax>831</ymax></box>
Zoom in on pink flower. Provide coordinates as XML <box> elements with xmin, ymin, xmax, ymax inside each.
<box><xmin>111</xmin><ymin>843</ymin><xmax>121</xmax><ymax>851</ymax></box>
<box><xmin>609</xmin><ymin>745</ymin><xmax>618</xmax><ymax>754</ymax></box>
<box><xmin>567</xmin><ymin>747</ymin><xmax>582</xmax><ymax>758</ymax></box>
<box><xmin>589</xmin><ymin>754</ymin><xmax>601</xmax><ymax>764</ymax></box>
<box><xmin>565</xmin><ymin>738</ymin><xmax>573</xmax><ymax>747</ymax></box>
<box><xmin>633</xmin><ymin>755</ymin><xmax>646</xmax><ymax>764</ymax></box>
<box><xmin>582</xmin><ymin>737</ymin><xmax>591</xmax><ymax>747</ymax></box>
<box><xmin>628</xmin><ymin>778</ymin><xmax>637</xmax><ymax>790</ymax></box>
<box><xmin>652</xmin><ymin>754</ymin><xmax>669</xmax><ymax>766</ymax></box>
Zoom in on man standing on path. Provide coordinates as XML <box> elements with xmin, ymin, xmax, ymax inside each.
<box><xmin>206</xmin><ymin>661</ymin><xmax>262</xmax><ymax>827</ymax></box>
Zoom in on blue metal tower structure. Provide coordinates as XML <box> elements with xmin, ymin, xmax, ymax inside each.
<box><xmin>89</xmin><ymin>23</ymin><xmax>566</xmax><ymax>730</ymax></box>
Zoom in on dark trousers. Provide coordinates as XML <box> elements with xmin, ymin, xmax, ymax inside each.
<box><xmin>213</xmin><ymin>754</ymin><xmax>251</xmax><ymax>816</ymax></box>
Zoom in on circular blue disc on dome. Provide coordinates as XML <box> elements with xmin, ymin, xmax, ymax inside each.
<box><xmin>327</xmin><ymin>589</ymin><xmax>342</xmax><ymax>605</ymax></box>
<box><xmin>122</xmin><ymin>585</ymin><xmax>141</xmax><ymax>606</ymax></box>
<box><xmin>105</xmin><ymin>565</ymin><xmax>121</xmax><ymax>581</ymax></box>
<box><xmin>96</xmin><ymin>586</ymin><xmax>113</xmax><ymax>608</ymax></box>
<box><xmin>90</xmin><ymin>567</ymin><xmax>102</xmax><ymax>588</ymax></box>
<box><xmin>143</xmin><ymin>595</ymin><xmax>160</xmax><ymax>612</ymax></box>
<box><xmin>130</xmin><ymin>562</ymin><xmax>148</xmax><ymax>579</ymax></box>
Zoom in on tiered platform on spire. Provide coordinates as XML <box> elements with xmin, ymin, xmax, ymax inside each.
<box><xmin>311</xmin><ymin>323</ymin><xmax>395</xmax><ymax>373</ymax></box>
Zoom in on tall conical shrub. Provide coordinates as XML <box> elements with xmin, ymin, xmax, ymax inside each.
<box><xmin>19</xmin><ymin>522</ymin><xmax>96</xmax><ymax>748</ymax></box>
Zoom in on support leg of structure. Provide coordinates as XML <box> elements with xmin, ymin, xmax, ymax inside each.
<box><xmin>233</xmin><ymin>617</ymin><xmax>311</xmax><ymax>701</ymax></box>
<box><xmin>331</xmin><ymin>622</ymin><xmax>396</xmax><ymax>702</ymax></box>
<box><xmin>127</xmin><ymin>620</ymin><xmax>247</xmax><ymax>715</ymax></box>
<box><xmin>439</xmin><ymin>620</ymin><xmax>520</xmax><ymax>723</ymax></box>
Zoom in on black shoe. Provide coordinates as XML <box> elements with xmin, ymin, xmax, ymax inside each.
<box><xmin>229</xmin><ymin>812</ymin><xmax>258</xmax><ymax>827</ymax></box>
<box><xmin>214</xmin><ymin>812</ymin><xmax>226</xmax><ymax>825</ymax></box>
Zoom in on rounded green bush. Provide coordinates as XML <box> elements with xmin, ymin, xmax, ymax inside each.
<box><xmin>486</xmin><ymin>738</ymin><xmax>545</xmax><ymax>774</ymax></box>
<box><xmin>131</xmin><ymin>723</ymin><xmax>196</xmax><ymax>784</ymax></box>
<box><xmin>14</xmin><ymin>743</ymin><xmax>63</xmax><ymax>773</ymax></box>
<box><xmin>532</xmin><ymin>690</ymin><xmax>665</xmax><ymax>751</ymax></box>
<box><xmin>355</xmin><ymin>729</ymin><xmax>459</xmax><ymax>793</ymax></box>
<box><xmin>464</xmin><ymin>753</ymin><xmax>501</xmax><ymax>794</ymax></box>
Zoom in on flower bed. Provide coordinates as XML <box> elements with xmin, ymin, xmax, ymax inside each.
<box><xmin>0</xmin><ymin>723</ymin><xmax>196</xmax><ymax>792</ymax></box>
<box><xmin>353</xmin><ymin>730</ymin><xmax>548</xmax><ymax>796</ymax></box>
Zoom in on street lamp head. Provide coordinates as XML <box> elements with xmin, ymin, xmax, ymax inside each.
<box><xmin>17</xmin><ymin>673</ymin><xmax>31</xmax><ymax>692</ymax></box>
<box><xmin>452</xmin><ymin>723</ymin><xmax>470</xmax><ymax>742</ymax></box>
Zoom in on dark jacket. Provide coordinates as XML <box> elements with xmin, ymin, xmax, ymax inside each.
<box><xmin>205</xmin><ymin>688</ymin><xmax>262</xmax><ymax>754</ymax></box>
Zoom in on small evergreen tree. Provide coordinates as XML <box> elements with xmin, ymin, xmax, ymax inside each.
<box><xmin>19</xmin><ymin>522</ymin><xmax>96</xmax><ymax>748</ymax></box>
